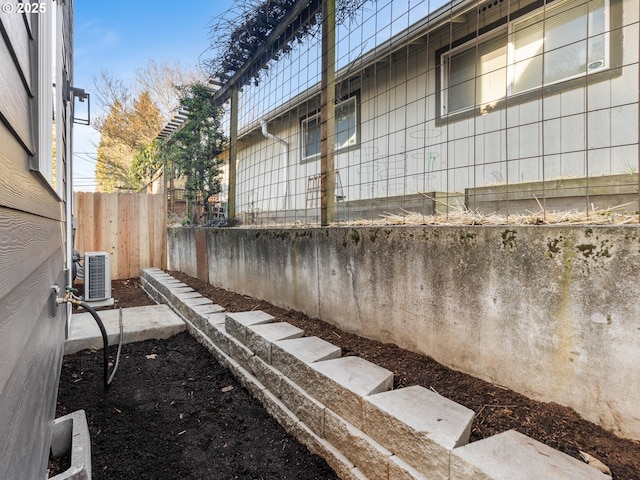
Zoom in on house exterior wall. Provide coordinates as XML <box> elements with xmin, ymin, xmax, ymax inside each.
<box><xmin>0</xmin><ymin>2</ymin><xmax>73</xmax><ymax>478</ymax></box>
<box><xmin>234</xmin><ymin>0</ymin><xmax>639</xmax><ymax>218</ymax></box>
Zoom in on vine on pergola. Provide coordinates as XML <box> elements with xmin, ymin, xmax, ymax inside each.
<box><xmin>202</xmin><ymin>0</ymin><xmax>371</xmax><ymax>88</ymax></box>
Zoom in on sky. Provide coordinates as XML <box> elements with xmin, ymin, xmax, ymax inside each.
<box><xmin>72</xmin><ymin>0</ymin><xmax>236</xmax><ymax>191</ymax></box>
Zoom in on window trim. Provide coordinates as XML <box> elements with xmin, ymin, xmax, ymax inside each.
<box><xmin>300</xmin><ymin>92</ymin><xmax>360</xmax><ymax>163</ymax></box>
<box><xmin>436</xmin><ymin>0</ymin><xmax>622</xmax><ymax>124</ymax></box>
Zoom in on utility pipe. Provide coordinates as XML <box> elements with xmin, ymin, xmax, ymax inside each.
<box><xmin>58</xmin><ymin>292</ymin><xmax>123</xmax><ymax>389</ymax></box>
<box><xmin>260</xmin><ymin>119</ymin><xmax>289</xmax><ymax>210</ymax></box>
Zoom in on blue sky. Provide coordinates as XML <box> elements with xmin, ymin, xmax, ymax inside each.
<box><xmin>73</xmin><ymin>0</ymin><xmax>235</xmax><ymax>190</ymax></box>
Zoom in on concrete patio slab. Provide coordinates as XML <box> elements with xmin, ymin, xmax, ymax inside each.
<box><xmin>65</xmin><ymin>304</ymin><xmax>185</xmax><ymax>354</ymax></box>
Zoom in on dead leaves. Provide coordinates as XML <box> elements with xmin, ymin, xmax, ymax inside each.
<box><xmin>579</xmin><ymin>451</ymin><xmax>612</xmax><ymax>476</ymax></box>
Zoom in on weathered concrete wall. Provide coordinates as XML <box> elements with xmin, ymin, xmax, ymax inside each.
<box><xmin>167</xmin><ymin>227</ymin><xmax>198</xmax><ymax>278</ymax></box>
<box><xmin>168</xmin><ymin>225</ymin><xmax>640</xmax><ymax>440</ymax></box>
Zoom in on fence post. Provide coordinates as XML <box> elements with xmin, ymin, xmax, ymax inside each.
<box><xmin>320</xmin><ymin>0</ymin><xmax>336</xmax><ymax>226</ymax></box>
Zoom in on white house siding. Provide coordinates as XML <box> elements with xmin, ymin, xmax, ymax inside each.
<box><xmin>0</xmin><ymin>3</ymin><xmax>73</xmax><ymax>479</ymax></box>
<box><xmin>234</xmin><ymin>0</ymin><xmax>638</xmax><ymax>216</ymax></box>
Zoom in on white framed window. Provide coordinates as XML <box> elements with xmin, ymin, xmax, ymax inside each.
<box><xmin>441</xmin><ymin>0</ymin><xmax>609</xmax><ymax>115</ymax></box>
<box><xmin>302</xmin><ymin>95</ymin><xmax>358</xmax><ymax>162</ymax></box>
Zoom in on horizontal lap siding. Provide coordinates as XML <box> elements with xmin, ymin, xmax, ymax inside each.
<box><xmin>0</xmin><ymin>252</ymin><xmax>65</xmax><ymax>480</ymax></box>
<box><xmin>0</xmin><ymin>13</ymin><xmax>34</xmax><ymax>153</ymax></box>
<box><xmin>0</xmin><ymin>209</ymin><xmax>64</xmax><ymax>391</ymax></box>
<box><xmin>0</xmin><ymin>12</ymin><xmax>32</xmax><ymax>93</ymax></box>
<box><xmin>0</xmin><ymin>8</ymin><xmax>68</xmax><ymax>480</ymax></box>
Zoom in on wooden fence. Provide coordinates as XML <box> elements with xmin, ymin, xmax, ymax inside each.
<box><xmin>74</xmin><ymin>192</ymin><xmax>167</xmax><ymax>280</ymax></box>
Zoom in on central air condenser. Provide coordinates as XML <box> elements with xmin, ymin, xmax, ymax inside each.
<box><xmin>83</xmin><ymin>251</ymin><xmax>114</xmax><ymax>307</ymax></box>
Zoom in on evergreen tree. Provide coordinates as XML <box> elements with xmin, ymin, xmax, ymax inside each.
<box><xmin>159</xmin><ymin>82</ymin><xmax>227</xmax><ymax>222</ymax></box>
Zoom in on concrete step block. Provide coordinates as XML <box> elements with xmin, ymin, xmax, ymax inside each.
<box><xmin>190</xmin><ymin>303</ymin><xmax>225</xmax><ymax>316</ymax></box>
<box><xmin>142</xmin><ymin>267</ymin><xmax>164</xmax><ymax>275</ymax></box>
<box><xmin>260</xmin><ymin>388</ymin><xmax>303</xmax><ymax>439</ymax></box>
<box><xmin>324</xmin><ymin>408</ymin><xmax>393</xmax><ymax>480</ymax></box>
<box><xmin>214</xmin><ymin>337</ymin><xmax>267</xmax><ymax>404</ymax></box>
<box><xmin>307</xmin><ymin>356</ymin><xmax>394</xmax><ymax>429</ymax></box>
<box><xmin>450</xmin><ymin>430</ymin><xmax>612</xmax><ymax>480</ymax></box>
<box><xmin>166</xmin><ymin>283</ymin><xmax>191</xmax><ymax>290</ymax></box>
<box><xmin>207</xmin><ymin>323</ymin><xmax>231</xmax><ymax>355</ymax></box>
<box><xmin>363</xmin><ymin>386</ymin><xmax>475</xmax><ymax>479</ymax></box>
<box><xmin>183</xmin><ymin>297</ymin><xmax>214</xmax><ymax>306</ymax></box>
<box><xmin>227</xmin><ymin>335</ymin><xmax>256</xmax><ymax>373</ymax></box>
<box><xmin>273</xmin><ymin>373</ymin><xmax>326</xmax><ymax>437</ymax></box>
<box><xmin>157</xmin><ymin>276</ymin><xmax>182</xmax><ymax>282</ymax></box>
<box><xmin>170</xmin><ymin>300</ymin><xmax>222</xmax><ymax>332</ymax></box>
<box><xmin>270</xmin><ymin>336</ymin><xmax>341</xmax><ymax>387</ymax></box>
<box><xmin>204</xmin><ymin>312</ymin><xmax>226</xmax><ymax>326</ymax></box>
<box><xmin>174</xmin><ymin>291</ymin><xmax>203</xmax><ymax>300</ymax></box>
<box><xmin>249</xmin><ymin>353</ymin><xmax>285</xmax><ymax>393</ymax></box>
<box><xmin>389</xmin><ymin>455</ymin><xmax>429</xmax><ymax>480</ymax></box>
<box><xmin>225</xmin><ymin>311</ymin><xmax>275</xmax><ymax>344</ymax></box>
<box><xmin>297</xmin><ymin>421</ymin><xmax>368</xmax><ymax>480</ymax></box>
<box><xmin>186</xmin><ymin>317</ymin><xmax>232</xmax><ymax>371</ymax></box>
<box><xmin>246</xmin><ymin>322</ymin><xmax>305</xmax><ymax>363</ymax></box>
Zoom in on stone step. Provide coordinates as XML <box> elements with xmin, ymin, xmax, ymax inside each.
<box><xmin>246</xmin><ymin>322</ymin><xmax>305</xmax><ymax>363</ymax></box>
<box><xmin>182</xmin><ymin>297</ymin><xmax>214</xmax><ymax>306</ymax></box>
<box><xmin>140</xmin><ymin>270</ymin><xmax>224</xmax><ymax>334</ymax></box>
<box><xmin>174</xmin><ymin>291</ymin><xmax>204</xmax><ymax>300</ymax></box>
<box><xmin>305</xmin><ymin>356</ymin><xmax>394</xmax><ymax>429</ymax></box>
<box><xmin>363</xmin><ymin>386</ymin><xmax>475</xmax><ymax>478</ymax></box>
<box><xmin>270</xmin><ymin>336</ymin><xmax>342</xmax><ymax>386</ymax></box>
<box><xmin>450</xmin><ymin>429</ymin><xmax>611</xmax><ymax>480</ymax></box>
<box><xmin>324</xmin><ymin>408</ymin><xmax>393</xmax><ymax>480</ymax></box>
<box><xmin>225</xmin><ymin>311</ymin><xmax>276</xmax><ymax>344</ymax></box>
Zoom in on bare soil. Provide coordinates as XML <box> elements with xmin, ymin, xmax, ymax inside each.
<box><xmin>54</xmin><ymin>274</ymin><xmax>640</xmax><ymax>479</ymax></box>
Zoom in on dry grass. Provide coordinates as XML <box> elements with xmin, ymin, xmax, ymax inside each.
<box><xmin>238</xmin><ymin>202</ymin><xmax>640</xmax><ymax>228</ymax></box>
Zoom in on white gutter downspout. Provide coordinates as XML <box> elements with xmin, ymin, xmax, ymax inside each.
<box><xmin>260</xmin><ymin>119</ymin><xmax>289</xmax><ymax>210</ymax></box>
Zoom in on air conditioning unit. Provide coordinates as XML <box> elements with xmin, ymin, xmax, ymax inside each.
<box><xmin>83</xmin><ymin>252</ymin><xmax>114</xmax><ymax>307</ymax></box>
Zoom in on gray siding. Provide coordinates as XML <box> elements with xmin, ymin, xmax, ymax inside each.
<box><xmin>0</xmin><ymin>4</ymin><xmax>72</xmax><ymax>479</ymax></box>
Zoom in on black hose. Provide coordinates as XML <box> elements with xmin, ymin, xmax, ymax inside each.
<box><xmin>78</xmin><ymin>301</ymin><xmax>123</xmax><ymax>389</ymax></box>
<box><xmin>108</xmin><ymin>308</ymin><xmax>124</xmax><ymax>385</ymax></box>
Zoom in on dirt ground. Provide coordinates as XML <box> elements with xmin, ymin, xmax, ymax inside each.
<box><xmin>54</xmin><ymin>274</ymin><xmax>640</xmax><ymax>479</ymax></box>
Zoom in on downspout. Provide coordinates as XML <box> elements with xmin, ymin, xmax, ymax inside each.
<box><xmin>260</xmin><ymin>119</ymin><xmax>289</xmax><ymax>210</ymax></box>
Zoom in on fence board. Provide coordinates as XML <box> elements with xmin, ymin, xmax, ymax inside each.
<box><xmin>74</xmin><ymin>192</ymin><xmax>167</xmax><ymax>280</ymax></box>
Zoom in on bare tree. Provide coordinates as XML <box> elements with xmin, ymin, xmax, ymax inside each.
<box><xmin>135</xmin><ymin>60</ymin><xmax>205</xmax><ymax>121</ymax></box>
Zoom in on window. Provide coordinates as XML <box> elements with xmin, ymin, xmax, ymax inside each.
<box><xmin>441</xmin><ymin>0</ymin><xmax>609</xmax><ymax>115</ymax></box>
<box><xmin>302</xmin><ymin>95</ymin><xmax>358</xmax><ymax>161</ymax></box>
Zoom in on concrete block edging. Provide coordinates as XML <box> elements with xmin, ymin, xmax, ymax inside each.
<box><xmin>140</xmin><ymin>268</ymin><xmax>609</xmax><ymax>480</ymax></box>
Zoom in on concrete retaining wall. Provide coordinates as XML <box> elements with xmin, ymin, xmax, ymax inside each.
<box><xmin>167</xmin><ymin>225</ymin><xmax>640</xmax><ymax>441</ymax></box>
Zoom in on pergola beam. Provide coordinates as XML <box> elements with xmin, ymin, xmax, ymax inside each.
<box><xmin>211</xmin><ymin>0</ymin><xmax>322</xmax><ymax>106</ymax></box>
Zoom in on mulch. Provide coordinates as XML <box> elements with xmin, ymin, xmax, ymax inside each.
<box><xmin>53</xmin><ymin>273</ymin><xmax>640</xmax><ymax>479</ymax></box>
